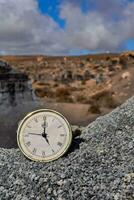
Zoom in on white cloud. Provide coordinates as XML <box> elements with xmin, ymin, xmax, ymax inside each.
<box><xmin>0</xmin><ymin>0</ymin><xmax>133</xmax><ymax>55</ymax></box>
<box><xmin>0</xmin><ymin>0</ymin><xmax>65</xmax><ymax>54</ymax></box>
<box><xmin>60</xmin><ymin>0</ymin><xmax>134</xmax><ymax>52</ymax></box>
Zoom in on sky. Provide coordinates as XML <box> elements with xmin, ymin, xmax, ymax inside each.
<box><xmin>0</xmin><ymin>0</ymin><xmax>133</xmax><ymax>55</ymax></box>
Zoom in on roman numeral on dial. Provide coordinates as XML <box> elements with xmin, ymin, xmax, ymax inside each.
<box><xmin>42</xmin><ymin>151</ymin><xmax>45</xmax><ymax>157</ymax></box>
<box><xmin>52</xmin><ymin>118</ymin><xmax>55</xmax><ymax>122</ymax></box>
<box><xmin>32</xmin><ymin>148</ymin><xmax>37</xmax><ymax>154</ymax></box>
<box><xmin>24</xmin><ymin>134</ymin><xmax>29</xmax><ymax>137</ymax></box>
<box><xmin>57</xmin><ymin>142</ymin><xmax>62</xmax><ymax>147</ymax></box>
<box><xmin>60</xmin><ymin>134</ymin><xmax>65</xmax><ymax>137</ymax></box>
<box><xmin>34</xmin><ymin>118</ymin><xmax>38</xmax><ymax>123</ymax></box>
<box><xmin>26</xmin><ymin>141</ymin><xmax>31</xmax><ymax>146</ymax></box>
<box><xmin>27</xmin><ymin>125</ymin><xmax>31</xmax><ymax>128</ymax></box>
<box><xmin>58</xmin><ymin>125</ymin><xmax>62</xmax><ymax>128</ymax></box>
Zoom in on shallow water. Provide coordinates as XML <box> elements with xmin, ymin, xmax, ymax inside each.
<box><xmin>0</xmin><ymin>100</ymin><xmax>91</xmax><ymax>148</ymax></box>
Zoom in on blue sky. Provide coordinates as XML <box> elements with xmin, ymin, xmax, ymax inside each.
<box><xmin>38</xmin><ymin>0</ymin><xmax>134</xmax><ymax>54</ymax></box>
<box><xmin>0</xmin><ymin>0</ymin><xmax>133</xmax><ymax>55</ymax></box>
<box><xmin>126</xmin><ymin>39</ymin><xmax>134</xmax><ymax>50</ymax></box>
<box><xmin>38</xmin><ymin>0</ymin><xmax>65</xmax><ymax>28</ymax></box>
<box><xmin>38</xmin><ymin>0</ymin><xmax>91</xmax><ymax>28</ymax></box>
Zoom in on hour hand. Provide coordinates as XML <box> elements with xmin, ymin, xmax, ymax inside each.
<box><xmin>45</xmin><ymin>135</ymin><xmax>50</xmax><ymax>145</ymax></box>
<box><xmin>42</xmin><ymin>133</ymin><xmax>54</xmax><ymax>153</ymax></box>
<box><xmin>42</xmin><ymin>116</ymin><xmax>47</xmax><ymax>133</ymax></box>
<box><xmin>41</xmin><ymin>132</ymin><xmax>49</xmax><ymax>141</ymax></box>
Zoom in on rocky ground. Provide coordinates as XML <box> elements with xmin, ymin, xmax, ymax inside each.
<box><xmin>1</xmin><ymin>51</ymin><xmax>134</xmax><ymax>124</ymax></box>
<box><xmin>0</xmin><ymin>96</ymin><xmax>134</xmax><ymax>200</ymax></box>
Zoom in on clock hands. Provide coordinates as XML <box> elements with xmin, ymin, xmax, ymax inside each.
<box><xmin>28</xmin><ymin>115</ymin><xmax>47</xmax><ymax>137</ymax></box>
<box><xmin>28</xmin><ymin>133</ymin><xmax>42</xmax><ymax>136</ymax></box>
<box><xmin>42</xmin><ymin>116</ymin><xmax>47</xmax><ymax>133</ymax></box>
<box><xmin>42</xmin><ymin>133</ymin><xmax>49</xmax><ymax>143</ymax></box>
<box><xmin>41</xmin><ymin>117</ymin><xmax>54</xmax><ymax>152</ymax></box>
<box><xmin>41</xmin><ymin>116</ymin><xmax>48</xmax><ymax>139</ymax></box>
<box><xmin>28</xmin><ymin>132</ymin><xmax>49</xmax><ymax>140</ymax></box>
<box><xmin>42</xmin><ymin>133</ymin><xmax>54</xmax><ymax>153</ymax></box>
<box><xmin>28</xmin><ymin>132</ymin><xmax>54</xmax><ymax>152</ymax></box>
<box><xmin>27</xmin><ymin>117</ymin><xmax>54</xmax><ymax>153</ymax></box>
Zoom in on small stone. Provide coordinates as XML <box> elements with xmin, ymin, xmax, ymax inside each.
<box><xmin>53</xmin><ymin>190</ymin><xmax>57</xmax><ymax>196</ymax></box>
<box><xmin>60</xmin><ymin>174</ymin><xmax>66</xmax><ymax>179</ymax></box>
<box><xmin>114</xmin><ymin>193</ymin><xmax>120</xmax><ymax>200</ymax></box>
<box><xmin>123</xmin><ymin>173</ymin><xmax>134</xmax><ymax>183</ymax></box>
<box><xmin>47</xmin><ymin>188</ymin><xmax>52</xmax><ymax>194</ymax></box>
<box><xmin>121</xmin><ymin>71</ymin><xmax>130</xmax><ymax>80</ymax></box>
<box><xmin>22</xmin><ymin>197</ymin><xmax>29</xmax><ymax>200</ymax></box>
<box><xmin>30</xmin><ymin>174</ymin><xmax>36</xmax><ymax>181</ymax></box>
<box><xmin>57</xmin><ymin>180</ymin><xmax>64</xmax><ymax>186</ymax></box>
<box><xmin>14</xmin><ymin>179</ymin><xmax>23</xmax><ymax>185</ymax></box>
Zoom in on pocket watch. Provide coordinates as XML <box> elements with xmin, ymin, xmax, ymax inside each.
<box><xmin>17</xmin><ymin>109</ymin><xmax>72</xmax><ymax>162</ymax></box>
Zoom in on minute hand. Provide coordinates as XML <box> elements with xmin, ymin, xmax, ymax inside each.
<box><xmin>43</xmin><ymin>134</ymin><xmax>50</xmax><ymax>144</ymax></box>
<box><xmin>28</xmin><ymin>133</ymin><xmax>42</xmax><ymax>136</ymax></box>
<box><xmin>42</xmin><ymin>132</ymin><xmax>54</xmax><ymax>152</ymax></box>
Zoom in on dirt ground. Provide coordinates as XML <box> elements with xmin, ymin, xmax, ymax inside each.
<box><xmin>1</xmin><ymin>51</ymin><xmax>134</xmax><ymax>125</ymax></box>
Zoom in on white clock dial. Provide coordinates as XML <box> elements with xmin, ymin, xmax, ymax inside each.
<box><xmin>17</xmin><ymin>109</ymin><xmax>72</xmax><ymax>162</ymax></box>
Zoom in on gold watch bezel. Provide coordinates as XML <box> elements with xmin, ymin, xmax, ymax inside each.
<box><xmin>17</xmin><ymin>109</ymin><xmax>72</xmax><ymax>162</ymax></box>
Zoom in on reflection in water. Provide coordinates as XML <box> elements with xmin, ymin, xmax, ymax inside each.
<box><xmin>7</xmin><ymin>82</ymin><xmax>16</xmax><ymax>106</ymax></box>
<box><xmin>0</xmin><ymin>60</ymin><xmax>35</xmax><ymax>107</ymax></box>
<box><xmin>0</xmin><ymin>61</ymin><xmax>38</xmax><ymax>148</ymax></box>
<box><xmin>0</xmin><ymin>79</ymin><xmax>34</xmax><ymax>106</ymax></box>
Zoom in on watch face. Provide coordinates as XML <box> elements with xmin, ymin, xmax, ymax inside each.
<box><xmin>17</xmin><ymin>109</ymin><xmax>72</xmax><ymax>162</ymax></box>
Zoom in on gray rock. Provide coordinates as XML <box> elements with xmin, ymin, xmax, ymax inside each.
<box><xmin>74</xmin><ymin>74</ymin><xmax>84</xmax><ymax>81</ymax></box>
<box><xmin>60</xmin><ymin>70</ymin><xmax>73</xmax><ymax>83</ymax></box>
<box><xmin>0</xmin><ymin>97</ymin><xmax>134</xmax><ymax>199</ymax></box>
<box><xmin>83</xmin><ymin>70</ymin><xmax>95</xmax><ymax>80</ymax></box>
<box><xmin>95</xmin><ymin>73</ymin><xmax>105</xmax><ymax>84</ymax></box>
<box><xmin>0</xmin><ymin>62</ymin><xmax>39</xmax><ymax>148</ymax></box>
<box><xmin>0</xmin><ymin>60</ymin><xmax>11</xmax><ymax>73</ymax></box>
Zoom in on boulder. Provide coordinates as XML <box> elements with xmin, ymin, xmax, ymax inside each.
<box><xmin>95</xmin><ymin>73</ymin><xmax>104</xmax><ymax>84</ymax></box>
<box><xmin>0</xmin><ymin>63</ymin><xmax>44</xmax><ymax>148</ymax></box>
<box><xmin>121</xmin><ymin>71</ymin><xmax>131</xmax><ymax>80</ymax></box>
<box><xmin>61</xmin><ymin>70</ymin><xmax>73</xmax><ymax>83</ymax></box>
<box><xmin>74</xmin><ymin>74</ymin><xmax>84</xmax><ymax>81</ymax></box>
<box><xmin>37</xmin><ymin>56</ymin><xmax>44</xmax><ymax>63</ymax></box>
<box><xmin>83</xmin><ymin>70</ymin><xmax>95</xmax><ymax>80</ymax></box>
<box><xmin>0</xmin><ymin>60</ymin><xmax>11</xmax><ymax>73</ymax></box>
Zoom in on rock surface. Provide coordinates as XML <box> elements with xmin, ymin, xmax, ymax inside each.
<box><xmin>0</xmin><ymin>61</ymin><xmax>40</xmax><ymax>148</ymax></box>
<box><xmin>0</xmin><ymin>97</ymin><xmax>134</xmax><ymax>199</ymax></box>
